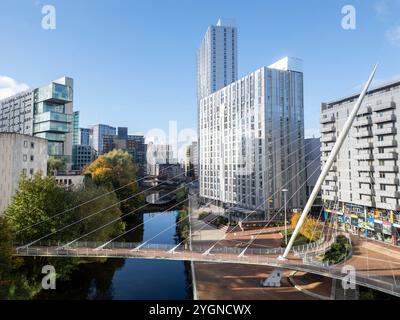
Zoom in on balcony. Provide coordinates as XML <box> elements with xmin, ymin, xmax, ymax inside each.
<box><xmin>355</xmin><ymin>141</ymin><xmax>373</xmax><ymax>149</ymax></box>
<box><xmin>354</xmin><ymin>129</ymin><xmax>373</xmax><ymax>138</ymax></box>
<box><xmin>374</xmin><ymin>189</ymin><xmax>400</xmax><ymax>198</ymax></box>
<box><xmin>356</xmin><ymin>176</ymin><xmax>374</xmax><ymax>184</ymax></box>
<box><xmin>374</xmin><ymin>152</ymin><xmax>398</xmax><ymax>160</ymax></box>
<box><xmin>372</xmin><ymin>101</ymin><xmax>396</xmax><ymax>112</ymax></box>
<box><xmin>374</xmin><ymin>177</ymin><xmax>399</xmax><ymax>185</ymax></box>
<box><xmin>375</xmin><ymin>127</ymin><xmax>397</xmax><ymax>135</ymax></box>
<box><xmin>326</xmin><ymin>173</ymin><xmax>337</xmax><ymax>181</ymax></box>
<box><xmin>357</xmin><ymin>164</ymin><xmax>374</xmax><ymax>172</ymax></box>
<box><xmin>374</xmin><ymin>140</ymin><xmax>397</xmax><ymax>148</ymax></box>
<box><xmin>358</xmin><ymin>106</ymin><xmax>372</xmax><ymax>114</ymax></box>
<box><xmin>329</xmin><ymin>165</ymin><xmax>337</xmax><ymax>172</ymax></box>
<box><xmin>321</xmin><ymin>134</ymin><xmax>336</xmax><ymax>143</ymax></box>
<box><xmin>323</xmin><ymin>194</ymin><xmax>338</xmax><ymax>202</ymax></box>
<box><xmin>321</xmin><ymin>125</ymin><xmax>335</xmax><ymax>133</ymax></box>
<box><xmin>354</xmin><ymin>153</ymin><xmax>374</xmax><ymax>160</ymax></box>
<box><xmin>354</xmin><ymin>118</ymin><xmax>372</xmax><ymax>127</ymax></box>
<box><xmin>321</xmin><ymin>115</ymin><xmax>335</xmax><ymax>124</ymax></box>
<box><xmin>323</xmin><ymin>185</ymin><xmax>338</xmax><ymax>192</ymax></box>
<box><xmin>359</xmin><ymin>187</ymin><xmax>375</xmax><ymax>196</ymax></box>
<box><xmin>375</xmin><ymin>202</ymin><xmax>400</xmax><ymax>211</ymax></box>
<box><xmin>373</xmin><ymin>113</ymin><xmax>396</xmax><ymax>124</ymax></box>
<box><xmin>375</xmin><ymin>165</ymin><xmax>399</xmax><ymax>173</ymax></box>
<box><xmin>321</xmin><ymin>145</ymin><xmax>332</xmax><ymax>152</ymax></box>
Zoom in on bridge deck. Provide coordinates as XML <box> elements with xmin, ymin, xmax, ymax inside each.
<box><xmin>14</xmin><ymin>237</ymin><xmax>400</xmax><ymax>298</ymax></box>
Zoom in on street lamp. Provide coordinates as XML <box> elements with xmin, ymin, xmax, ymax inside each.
<box><xmin>282</xmin><ymin>189</ymin><xmax>289</xmax><ymax>246</ymax></box>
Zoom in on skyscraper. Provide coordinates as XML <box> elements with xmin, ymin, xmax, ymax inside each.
<box><xmin>197</xmin><ymin>18</ymin><xmax>237</xmax><ymax>101</ymax></box>
<box><xmin>199</xmin><ymin>59</ymin><xmax>306</xmax><ymax>216</ymax></box>
<box><xmin>0</xmin><ymin>76</ymin><xmax>74</xmax><ymax>165</ymax></box>
<box><xmin>77</xmin><ymin>128</ymin><xmax>91</xmax><ymax>146</ymax></box>
<box><xmin>89</xmin><ymin>124</ymin><xmax>116</xmax><ymax>155</ymax></box>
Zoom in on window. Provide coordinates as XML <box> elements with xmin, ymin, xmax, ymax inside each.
<box><xmin>30</xmin><ymin>155</ymin><xmax>34</xmax><ymax>161</ymax></box>
<box><xmin>23</xmin><ymin>154</ymin><xmax>27</xmax><ymax>162</ymax></box>
<box><xmin>30</xmin><ymin>142</ymin><xmax>34</xmax><ymax>148</ymax></box>
<box><xmin>29</xmin><ymin>168</ymin><xmax>34</xmax><ymax>175</ymax></box>
<box><xmin>23</xmin><ymin>141</ymin><xmax>28</xmax><ymax>148</ymax></box>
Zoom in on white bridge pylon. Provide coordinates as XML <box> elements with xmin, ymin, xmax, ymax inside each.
<box><xmin>279</xmin><ymin>64</ymin><xmax>378</xmax><ymax>261</ymax></box>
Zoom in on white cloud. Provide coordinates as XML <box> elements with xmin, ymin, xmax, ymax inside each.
<box><xmin>0</xmin><ymin>76</ymin><xmax>30</xmax><ymax>100</ymax></box>
<box><xmin>386</xmin><ymin>25</ymin><xmax>400</xmax><ymax>46</ymax></box>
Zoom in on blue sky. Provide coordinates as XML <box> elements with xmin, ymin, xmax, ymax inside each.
<box><xmin>1</xmin><ymin>0</ymin><xmax>400</xmax><ymax>139</ymax></box>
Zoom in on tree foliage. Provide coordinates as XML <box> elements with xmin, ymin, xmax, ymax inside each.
<box><xmin>1</xmin><ymin>171</ymin><xmax>127</xmax><ymax>299</ymax></box>
<box><xmin>290</xmin><ymin>212</ymin><xmax>322</xmax><ymax>242</ymax></box>
<box><xmin>323</xmin><ymin>235</ymin><xmax>351</xmax><ymax>264</ymax></box>
<box><xmin>73</xmin><ymin>181</ymin><xmax>125</xmax><ymax>242</ymax></box>
<box><xmin>84</xmin><ymin>149</ymin><xmax>144</xmax><ymax>213</ymax></box>
<box><xmin>176</xmin><ymin>183</ymin><xmax>189</xmax><ymax>204</ymax></box>
<box><xmin>47</xmin><ymin>156</ymin><xmax>67</xmax><ymax>176</ymax></box>
<box><xmin>5</xmin><ymin>172</ymin><xmax>77</xmax><ymax>244</ymax></box>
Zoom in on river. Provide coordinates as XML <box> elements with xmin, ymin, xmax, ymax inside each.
<box><xmin>34</xmin><ymin>210</ymin><xmax>193</xmax><ymax>300</ymax></box>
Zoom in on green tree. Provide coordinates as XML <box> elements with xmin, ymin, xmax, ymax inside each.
<box><xmin>47</xmin><ymin>156</ymin><xmax>66</xmax><ymax>176</ymax></box>
<box><xmin>84</xmin><ymin>149</ymin><xmax>144</xmax><ymax>213</ymax></box>
<box><xmin>176</xmin><ymin>183</ymin><xmax>189</xmax><ymax>203</ymax></box>
<box><xmin>5</xmin><ymin>172</ymin><xmax>77</xmax><ymax>244</ymax></box>
<box><xmin>73</xmin><ymin>181</ymin><xmax>125</xmax><ymax>242</ymax></box>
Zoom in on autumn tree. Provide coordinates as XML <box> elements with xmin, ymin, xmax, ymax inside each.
<box><xmin>290</xmin><ymin>212</ymin><xmax>322</xmax><ymax>241</ymax></box>
<box><xmin>84</xmin><ymin>149</ymin><xmax>144</xmax><ymax>213</ymax></box>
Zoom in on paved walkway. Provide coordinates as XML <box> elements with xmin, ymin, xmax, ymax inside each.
<box><xmin>194</xmin><ymin>262</ymin><xmax>316</xmax><ymax>300</ymax></box>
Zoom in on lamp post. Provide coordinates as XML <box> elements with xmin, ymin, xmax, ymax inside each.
<box><xmin>282</xmin><ymin>189</ymin><xmax>288</xmax><ymax>245</ymax></box>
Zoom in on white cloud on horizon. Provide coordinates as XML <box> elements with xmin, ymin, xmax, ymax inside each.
<box><xmin>0</xmin><ymin>76</ymin><xmax>30</xmax><ymax>100</ymax></box>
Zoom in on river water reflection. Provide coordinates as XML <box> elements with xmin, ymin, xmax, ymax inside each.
<box><xmin>35</xmin><ymin>210</ymin><xmax>192</xmax><ymax>300</ymax></box>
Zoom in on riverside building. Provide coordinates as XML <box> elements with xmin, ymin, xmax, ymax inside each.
<box><xmin>320</xmin><ymin>79</ymin><xmax>400</xmax><ymax>246</ymax></box>
<box><xmin>199</xmin><ymin>57</ymin><xmax>306</xmax><ymax>218</ymax></box>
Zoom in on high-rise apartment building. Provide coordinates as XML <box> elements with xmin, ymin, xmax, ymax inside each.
<box><xmin>185</xmin><ymin>141</ymin><xmax>199</xmax><ymax>179</ymax></box>
<box><xmin>199</xmin><ymin>58</ymin><xmax>306</xmax><ymax>216</ymax></box>
<box><xmin>321</xmin><ymin>80</ymin><xmax>400</xmax><ymax>245</ymax></box>
<box><xmin>89</xmin><ymin>124</ymin><xmax>116</xmax><ymax>155</ymax></box>
<box><xmin>304</xmin><ymin>137</ymin><xmax>322</xmax><ymax>213</ymax></box>
<box><xmin>197</xmin><ymin>18</ymin><xmax>237</xmax><ymax>101</ymax></box>
<box><xmin>0</xmin><ymin>133</ymin><xmax>48</xmax><ymax>214</ymax></box>
<box><xmin>0</xmin><ymin>77</ymin><xmax>74</xmax><ymax>164</ymax></box>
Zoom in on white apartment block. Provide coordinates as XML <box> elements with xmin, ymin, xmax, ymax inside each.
<box><xmin>197</xmin><ymin>18</ymin><xmax>237</xmax><ymax>101</ymax></box>
<box><xmin>0</xmin><ymin>133</ymin><xmax>48</xmax><ymax>214</ymax></box>
<box><xmin>321</xmin><ymin>80</ymin><xmax>400</xmax><ymax>212</ymax></box>
<box><xmin>199</xmin><ymin>58</ymin><xmax>306</xmax><ymax>215</ymax></box>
